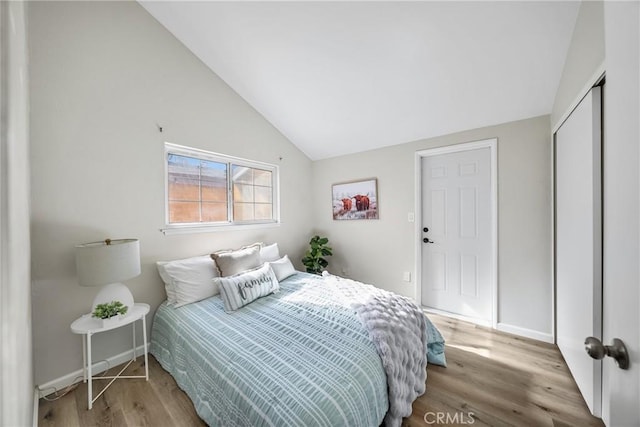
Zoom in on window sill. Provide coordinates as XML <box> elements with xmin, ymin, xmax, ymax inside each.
<box><xmin>160</xmin><ymin>222</ymin><xmax>281</xmax><ymax>236</ymax></box>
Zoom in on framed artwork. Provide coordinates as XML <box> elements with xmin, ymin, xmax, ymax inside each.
<box><xmin>332</xmin><ymin>178</ymin><xmax>378</xmax><ymax>220</ymax></box>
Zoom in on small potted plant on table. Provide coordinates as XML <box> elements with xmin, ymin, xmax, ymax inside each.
<box><xmin>92</xmin><ymin>301</ymin><xmax>128</xmax><ymax>327</ymax></box>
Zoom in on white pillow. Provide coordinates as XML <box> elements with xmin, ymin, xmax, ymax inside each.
<box><xmin>157</xmin><ymin>255</ymin><xmax>221</xmax><ymax>307</ymax></box>
<box><xmin>156</xmin><ymin>262</ymin><xmax>177</xmax><ymax>304</ymax></box>
<box><xmin>215</xmin><ymin>263</ymin><xmax>279</xmax><ymax>312</ymax></box>
<box><xmin>260</xmin><ymin>243</ymin><xmax>281</xmax><ymax>263</ymax></box>
<box><xmin>212</xmin><ymin>244</ymin><xmax>262</xmax><ymax>276</ymax></box>
<box><xmin>268</xmin><ymin>255</ymin><xmax>296</xmax><ymax>281</ymax></box>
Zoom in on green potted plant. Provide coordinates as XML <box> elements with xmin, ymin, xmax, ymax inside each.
<box><xmin>92</xmin><ymin>300</ymin><xmax>128</xmax><ymax>327</ymax></box>
<box><xmin>302</xmin><ymin>235</ymin><xmax>333</xmax><ymax>275</ymax></box>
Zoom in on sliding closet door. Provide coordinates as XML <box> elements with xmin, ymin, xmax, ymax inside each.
<box><xmin>555</xmin><ymin>86</ymin><xmax>602</xmax><ymax>416</ymax></box>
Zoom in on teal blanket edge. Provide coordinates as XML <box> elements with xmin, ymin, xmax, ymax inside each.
<box><xmin>425</xmin><ymin>315</ymin><xmax>447</xmax><ymax>367</ymax></box>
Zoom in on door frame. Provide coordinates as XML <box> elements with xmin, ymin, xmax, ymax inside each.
<box><xmin>414</xmin><ymin>138</ymin><xmax>498</xmax><ymax>328</ymax></box>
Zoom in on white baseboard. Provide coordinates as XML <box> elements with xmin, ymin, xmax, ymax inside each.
<box><xmin>425</xmin><ymin>307</ymin><xmax>555</xmax><ymax>344</ymax></box>
<box><xmin>422</xmin><ymin>306</ymin><xmax>493</xmax><ymax>328</ymax></box>
<box><xmin>36</xmin><ymin>344</ymin><xmax>148</xmax><ymax>399</ymax></box>
<box><xmin>496</xmin><ymin>322</ymin><xmax>554</xmax><ymax>344</ymax></box>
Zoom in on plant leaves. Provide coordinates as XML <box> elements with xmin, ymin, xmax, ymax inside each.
<box><xmin>302</xmin><ymin>235</ymin><xmax>332</xmax><ymax>274</ymax></box>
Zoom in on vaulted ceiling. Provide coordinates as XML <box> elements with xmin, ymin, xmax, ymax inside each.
<box><xmin>140</xmin><ymin>1</ymin><xmax>579</xmax><ymax>160</ymax></box>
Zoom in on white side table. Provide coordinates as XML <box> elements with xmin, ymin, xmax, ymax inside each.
<box><xmin>70</xmin><ymin>303</ymin><xmax>150</xmax><ymax>409</ymax></box>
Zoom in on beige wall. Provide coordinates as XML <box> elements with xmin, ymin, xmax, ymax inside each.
<box><xmin>29</xmin><ymin>1</ymin><xmax>313</xmax><ymax>386</ymax></box>
<box><xmin>312</xmin><ymin>115</ymin><xmax>552</xmax><ymax>336</ymax></box>
<box><xmin>1</xmin><ymin>1</ymin><xmax>34</xmax><ymax>424</ymax></box>
<box><xmin>551</xmin><ymin>1</ymin><xmax>605</xmax><ymax>128</ymax></box>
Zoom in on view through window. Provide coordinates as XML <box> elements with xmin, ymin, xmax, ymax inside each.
<box><xmin>165</xmin><ymin>143</ymin><xmax>278</xmax><ymax>228</ymax></box>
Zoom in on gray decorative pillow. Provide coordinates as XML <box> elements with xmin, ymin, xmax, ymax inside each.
<box><xmin>211</xmin><ymin>243</ymin><xmax>262</xmax><ymax>276</ymax></box>
<box><xmin>215</xmin><ymin>263</ymin><xmax>280</xmax><ymax>312</ymax></box>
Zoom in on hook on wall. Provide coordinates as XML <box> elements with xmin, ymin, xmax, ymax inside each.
<box><xmin>157</xmin><ymin>123</ymin><xmax>163</xmax><ymax>133</ymax></box>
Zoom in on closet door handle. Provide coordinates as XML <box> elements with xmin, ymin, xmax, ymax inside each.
<box><xmin>585</xmin><ymin>337</ymin><xmax>629</xmax><ymax>369</ymax></box>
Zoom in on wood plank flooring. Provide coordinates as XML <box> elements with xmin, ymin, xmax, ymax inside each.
<box><xmin>404</xmin><ymin>314</ymin><xmax>603</xmax><ymax>427</ymax></box>
<box><xmin>39</xmin><ymin>313</ymin><xmax>603</xmax><ymax>426</ymax></box>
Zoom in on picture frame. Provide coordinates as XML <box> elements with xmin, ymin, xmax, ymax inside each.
<box><xmin>332</xmin><ymin>178</ymin><xmax>378</xmax><ymax>220</ymax></box>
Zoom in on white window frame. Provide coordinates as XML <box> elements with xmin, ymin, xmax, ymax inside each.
<box><xmin>162</xmin><ymin>142</ymin><xmax>280</xmax><ymax>235</ymax></box>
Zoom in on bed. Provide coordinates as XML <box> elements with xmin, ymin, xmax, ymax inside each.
<box><xmin>150</xmin><ymin>270</ymin><xmax>445</xmax><ymax>427</ymax></box>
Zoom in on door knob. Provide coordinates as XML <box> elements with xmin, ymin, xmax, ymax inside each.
<box><xmin>423</xmin><ymin>238</ymin><xmax>434</xmax><ymax>244</ymax></box>
<box><xmin>423</xmin><ymin>227</ymin><xmax>429</xmax><ymax>233</ymax></box>
<box><xmin>584</xmin><ymin>337</ymin><xmax>630</xmax><ymax>369</ymax></box>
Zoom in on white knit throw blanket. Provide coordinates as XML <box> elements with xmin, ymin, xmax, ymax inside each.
<box><xmin>323</xmin><ymin>274</ymin><xmax>428</xmax><ymax>427</ymax></box>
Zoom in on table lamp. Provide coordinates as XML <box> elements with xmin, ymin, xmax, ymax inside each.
<box><xmin>75</xmin><ymin>238</ymin><xmax>141</xmax><ymax>312</ymax></box>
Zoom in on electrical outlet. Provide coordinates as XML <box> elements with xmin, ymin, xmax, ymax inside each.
<box><xmin>403</xmin><ymin>271</ymin><xmax>411</xmax><ymax>282</ymax></box>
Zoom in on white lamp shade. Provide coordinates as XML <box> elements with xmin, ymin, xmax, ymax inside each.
<box><xmin>75</xmin><ymin>239</ymin><xmax>141</xmax><ymax>287</ymax></box>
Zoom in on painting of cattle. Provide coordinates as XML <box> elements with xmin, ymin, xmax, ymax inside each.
<box><xmin>332</xmin><ymin>178</ymin><xmax>378</xmax><ymax>220</ymax></box>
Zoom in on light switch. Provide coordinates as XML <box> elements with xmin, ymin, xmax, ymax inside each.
<box><xmin>403</xmin><ymin>271</ymin><xmax>411</xmax><ymax>282</ymax></box>
<box><xmin>408</xmin><ymin>212</ymin><xmax>415</xmax><ymax>222</ymax></box>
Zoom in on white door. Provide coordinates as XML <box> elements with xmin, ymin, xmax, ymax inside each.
<box><xmin>555</xmin><ymin>87</ymin><xmax>602</xmax><ymax>416</ymax></box>
<box><xmin>601</xmin><ymin>3</ymin><xmax>640</xmax><ymax>424</ymax></box>
<box><xmin>420</xmin><ymin>145</ymin><xmax>494</xmax><ymax>324</ymax></box>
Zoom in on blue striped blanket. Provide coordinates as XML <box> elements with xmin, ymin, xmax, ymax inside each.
<box><xmin>150</xmin><ymin>272</ymin><xmax>445</xmax><ymax>426</ymax></box>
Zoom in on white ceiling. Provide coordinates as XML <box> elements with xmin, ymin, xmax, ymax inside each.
<box><xmin>140</xmin><ymin>1</ymin><xmax>580</xmax><ymax>160</ymax></box>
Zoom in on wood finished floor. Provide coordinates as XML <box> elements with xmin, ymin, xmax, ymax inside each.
<box><xmin>39</xmin><ymin>313</ymin><xmax>603</xmax><ymax>427</ymax></box>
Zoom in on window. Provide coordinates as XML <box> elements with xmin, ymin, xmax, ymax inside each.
<box><xmin>164</xmin><ymin>143</ymin><xmax>279</xmax><ymax>233</ymax></box>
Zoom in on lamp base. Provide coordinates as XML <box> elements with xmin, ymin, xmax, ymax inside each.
<box><xmin>91</xmin><ymin>282</ymin><xmax>135</xmax><ymax>313</ymax></box>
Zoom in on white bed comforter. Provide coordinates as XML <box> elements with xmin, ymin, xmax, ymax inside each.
<box><xmin>323</xmin><ymin>274</ymin><xmax>428</xmax><ymax>427</ymax></box>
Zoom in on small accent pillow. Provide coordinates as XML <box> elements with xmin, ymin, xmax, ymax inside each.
<box><xmin>260</xmin><ymin>243</ymin><xmax>281</xmax><ymax>263</ymax></box>
<box><xmin>212</xmin><ymin>243</ymin><xmax>262</xmax><ymax>276</ymax></box>
<box><xmin>157</xmin><ymin>255</ymin><xmax>221</xmax><ymax>307</ymax></box>
<box><xmin>215</xmin><ymin>263</ymin><xmax>279</xmax><ymax>312</ymax></box>
<box><xmin>268</xmin><ymin>255</ymin><xmax>296</xmax><ymax>281</ymax></box>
